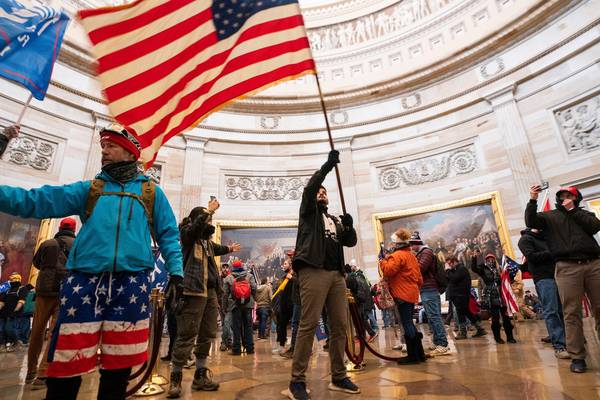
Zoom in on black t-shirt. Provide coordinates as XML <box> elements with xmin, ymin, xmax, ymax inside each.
<box><xmin>323</xmin><ymin>214</ymin><xmax>341</xmax><ymax>271</ymax></box>
<box><xmin>0</xmin><ymin>283</ymin><xmax>26</xmax><ymax>318</ymax></box>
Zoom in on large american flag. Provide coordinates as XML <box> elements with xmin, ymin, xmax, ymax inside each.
<box><xmin>78</xmin><ymin>0</ymin><xmax>315</xmax><ymax>166</ymax></box>
<box><xmin>501</xmin><ymin>256</ymin><xmax>520</xmax><ymax>317</ymax></box>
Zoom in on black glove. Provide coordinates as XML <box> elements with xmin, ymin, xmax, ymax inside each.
<box><xmin>165</xmin><ymin>275</ymin><xmax>184</xmax><ymax>307</ymax></box>
<box><xmin>327</xmin><ymin>150</ymin><xmax>340</xmax><ymax>165</ymax></box>
<box><xmin>340</xmin><ymin>213</ymin><xmax>353</xmax><ymax>227</ymax></box>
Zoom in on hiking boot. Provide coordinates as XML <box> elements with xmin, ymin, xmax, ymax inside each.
<box><xmin>570</xmin><ymin>359</ymin><xmax>587</xmax><ymax>373</ymax></box>
<box><xmin>285</xmin><ymin>381</ymin><xmax>310</xmax><ymax>400</ymax></box>
<box><xmin>397</xmin><ymin>335</ymin><xmax>420</xmax><ymax>365</ymax></box>
<box><xmin>192</xmin><ymin>368</ymin><xmax>219</xmax><ymax>391</ymax></box>
<box><xmin>280</xmin><ymin>348</ymin><xmax>294</xmax><ymax>359</ymax></box>
<box><xmin>555</xmin><ymin>349</ymin><xmax>570</xmax><ymax>359</ymax></box>
<box><xmin>472</xmin><ymin>323</ymin><xmax>487</xmax><ymax>338</ymax></box>
<box><xmin>167</xmin><ymin>371</ymin><xmax>182</xmax><ymax>398</ymax></box>
<box><xmin>328</xmin><ymin>377</ymin><xmax>360</xmax><ymax>394</ymax></box>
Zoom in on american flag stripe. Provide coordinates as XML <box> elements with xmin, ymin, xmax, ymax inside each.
<box><xmin>54</xmin><ymin>331</ymin><xmax>101</xmax><ymax>350</ymax></box>
<box><xmin>48</xmin><ymin>357</ymin><xmax>98</xmax><ymax>378</ymax></box>
<box><xmin>102</xmin><ymin>352</ymin><xmax>148</xmax><ymax>370</ymax></box>
<box><xmin>102</xmin><ymin>342</ymin><xmax>148</xmax><ymax>355</ymax></box>
<box><xmin>86</xmin><ymin>0</ymin><xmax>199</xmax><ymax>44</ymax></box>
<box><xmin>78</xmin><ymin>0</ymin><xmax>315</xmax><ymax>166</ymax></box>
<box><xmin>52</xmin><ymin>346</ymin><xmax>98</xmax><ymax>362</ymax></box>
<box><xmin>105</xmin><ymin>14</ymin><xmax>304</xmax><ymax>104</ymax></box>
<box><xmin>102</xmin><ymin>327</ymin><xmax>150</xmax><ymax>344</ymax></box>
<box><xmin>118</xmin><ymin>28</ymin><xmax>308</xmax><ymax>127</ymax></box>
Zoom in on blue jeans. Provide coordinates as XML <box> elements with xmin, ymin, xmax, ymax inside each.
<box><xmin>421</xmin><ymin>288</ymin><xmax>448</xmax><ymax>347</ymax></box>
<box><xmin>256</xmin><ymin>307</ymin><xmax>270</xmax><ymax>338</ymax></box>
<box><xmin>16</xmin><ymin>316</ymin><xmax>31</xmax><ymax>343</ymax></box>
<box><xmin>535</xmin><ymin>279</ymin><xmax>566</xmax><ymax>350</ymax></box>
<box><xmin>367</xmin><ymin>308</ymin><xmax>379</xmax><ymax>332</ymax></box>
<box><xmin>291</xmin><ymin>303</ymin><xmax>301</xmax><ymax>349</ymax></box>
<box><xmin>382</xmin><ymin>308</ymin><xmax>393</xmax><ymax>327</ymax></box>
<box><xmin>221</xmin><ymin>311</ymin><xmax>232</xmax><ymax>347</ymax></box>
<box><xmin>0</xmin><ymin>317</ymin><xmax>17</xmax><ymax>345</ymax></box>
<box><xmin>395</xmin><ymin>300</ymin><xmax>417</xmax><ymax>338</ymax></box>
<box><xmin>231</xmin><ymin>307</ymin><xmax>254</xmax><ymax>353</ymax></box>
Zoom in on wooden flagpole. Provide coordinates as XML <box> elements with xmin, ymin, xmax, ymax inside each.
<box><xmin>312</xmin><ymin>72</ymin><xmax>347</xmax><ymax>215</ymax></box>
<box><xmin>16</xmin><ymin>94</ymin><xmax>33</xmax><ymax>125</ymax></box>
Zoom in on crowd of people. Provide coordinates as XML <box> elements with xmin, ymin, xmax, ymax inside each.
<box><xmin>0</xmin><ymin>126</ymin><xmax>598</xmax><ymax>399</ymax></box>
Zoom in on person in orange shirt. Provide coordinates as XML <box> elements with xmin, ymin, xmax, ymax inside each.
<box><xmin>379</xmin><ymin>228</ymin><xmax>424</xmax><ymax>364</ymax></box>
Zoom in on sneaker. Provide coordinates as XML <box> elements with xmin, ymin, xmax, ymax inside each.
<box><xmin>31</xmin><ymin>378</ymin><xmax>46</xmax><ymax>391</ymax></box>
<box><xmin>429</xmin><ymin>346</ymin><xmax>451</xmax><ymax>356</ymax></box>
<box><xmin>285</xmin><ymin>382</ymin><xmax>310</xmax><ymax>400</ymax></box>
<box><xmin>554</xmin><ymin>349</ymin><xmax>570</xmax><ymax>359</ymax></box>
<box><xmin>427</xmin><ymin>344</ymin><xmax>437</xmax><ymax>351</ymax></box>
<box><xmin>5</xmin><ymin>344</ymin><xmax>14</xmax><ymax>352</ymax></box>
<box><xmin>392</xmin><ymin>343</ymin><xmax>406</xmax><ymax>351</ymax></box>
<box><xmin>570</xmin><ymin>359</ymin><xmax>587</xmax><ymax>373</ymax></box>
<box><xmin>328</xmin><ymin>377</ymin><xmax>360</xmax><ymax>394</ymax></box>
<box><xmin>192</xmin><ymin>368</ymin><xmax>219</xmax><ymax>391</ymax></box>
<box><xmin>272</xmin><ymin>347</ymin><xmax>284</xmax><ymax>354</ymax></box>
<box><xmin>367</xmin><ymin>331</ymin><xmax>379</xmax><ymax>343</ymax></box>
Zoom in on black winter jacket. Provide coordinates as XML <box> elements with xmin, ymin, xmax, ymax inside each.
<box><xmin>32</xmin><ymin>230</ymin><xmax>75</xmax><ymax>297</ymax></box>
<box><xmin>180</xmin><ymin>209</ymin><xmax>231</xmax><ymax>297</ymax></box>
<box><xmin>293</xmin><ymin>160</ymin><xmax>357</xmax><ymax>272</ymax></box>
<box><xmin>525</xmin><ymin>200</ymin><xmax>600</xmax><ymax>260</ymax></box>
<box><xmin>518</xmin><ymin>229</ymin><xmax>555</xmax><ymax>282</ymax></box>
<box><xmin>446</xmin><ymin>263</ymin><xmax>471</xmax><ymax>298</ymax></box>
<box><xmin>471</xmin><ymin>257</ymin><xmax>502</xmax><ymax>309</ymax></box>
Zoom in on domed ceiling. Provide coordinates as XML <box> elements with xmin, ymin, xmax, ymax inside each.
<box><xmin>56</xmin><ymin>0</ymin><xmax>576</xmax><ymax>114</ymax></box>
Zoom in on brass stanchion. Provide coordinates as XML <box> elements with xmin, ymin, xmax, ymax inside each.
<box><xmin>134</xmin><ymin>288</ymin><xmax>166</xmax><ymax>396</ymax></box>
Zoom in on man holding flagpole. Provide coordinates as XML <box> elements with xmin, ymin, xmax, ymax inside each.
<box><xmin>526</xmin><ymin>184</ymin><xmax>600</xmax><ymax>373</ymax></box>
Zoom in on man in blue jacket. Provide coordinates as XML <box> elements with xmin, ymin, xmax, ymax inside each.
<box><xmin>0</xmin><ymin>124</ymin><xmax>183</xmax><ymax>400</ymax></box>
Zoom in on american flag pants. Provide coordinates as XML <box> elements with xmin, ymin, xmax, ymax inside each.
<box><xmin>46</xmin><ymin>270</ymin><xmax>151</xmax><ymax>377</ymax></box>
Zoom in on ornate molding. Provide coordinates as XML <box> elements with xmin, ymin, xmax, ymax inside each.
<box><xmin>224</xmin><ymin>175</ymin><xmax>311</xmax><ymax>201</ymax></box>
<box><xmin>378</xmin><ymin>145</ymin><xmax>478</xmax><ymax>189</ymax></box>
<box><xmin>554</xmin><ymin>94</ymin><xmax>600</xmax><ymax>155</ymax></box>
<box><xmin>1</xmin><ymin>131</ymin><xmax>57</xmax><ymax>172</ymax></box>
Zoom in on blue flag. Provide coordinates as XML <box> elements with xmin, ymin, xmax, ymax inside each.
<box><xmin>151</xmin><ymin>248</ymin><xmax>168</xmax><ymax>292</ymax></box>
<box><xmin>0</xmin><ymin>0</ymin><xmax>69</xmax><ymax>100</ymax></box>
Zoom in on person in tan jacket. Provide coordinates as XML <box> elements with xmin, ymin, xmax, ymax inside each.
<box><xmin>379</xmin><ymin>228</ymin><xmax>424</xmax><ymax>364</ymax></box>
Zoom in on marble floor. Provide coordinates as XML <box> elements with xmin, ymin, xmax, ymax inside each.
<box><xmin>1</xmin><ymin>320</ymin><xmax>599</xmax><ymax>399</ymax></box>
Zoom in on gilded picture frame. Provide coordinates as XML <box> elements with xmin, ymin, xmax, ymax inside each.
<box><xmin>372</xmin><ymin>192</ymin><xmax>515</xmax><ymax>262</ymax></box>
<box><xmin>215</xmin><ymin>220</ymin><xmax>298</xmax><ymax>282</ymax></box>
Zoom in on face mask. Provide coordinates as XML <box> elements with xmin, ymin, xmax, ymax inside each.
<box><xmin>201</xmin><ymin>224</ymin><xmax>216</xmax><ymax>239</ymax></box>
<box><xmin>390</xmin><ymin>233</ymin><xmax>399</xmax><ymax>243</ymax></box>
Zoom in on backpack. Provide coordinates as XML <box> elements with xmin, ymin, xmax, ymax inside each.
<box><xmin>54</xmin><ymin>236</ymin><xmax>71</xmax><ymax>270</ymax></box>
<box><xmin>433</xmin><ymin>257</ymin><xmax>449</xmax><ymax>294</ymax></box>
<box><xmin>353</xmin><ymin>272</ymin><xmax>371</xmax><ymax>304</ymax></box>
<box><xmin>375</xmin><ymin>279</ymin><xmax>395</xmax><ymax>310</ymax></box>
<box><xmin>86</xmin><ymin>179</ymin><xmax>156</xmax><ymax>239</ymax></box>
<box><xmin>232</xmin><ymin>276</ymin><xmax>252</xmax><ymax>305</ymax></box>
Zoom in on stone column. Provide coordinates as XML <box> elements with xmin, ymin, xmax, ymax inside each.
<box><xmin>486</xmin><ymin>85</ymin><xmax>541</xmax><ymax>206</ymax></box>
<box><xmin>333</xmin><ymin>138</ymin><xmax>364</xmax><ymax>266</ymax></box>
<box><xmin>180</xmin><ymin>134</ymin><xmax>208</xmax><ymax>219</ymax></box>
<box><xmin>84</xmin><ymin>113</ymin><xmax>111</xmax><ymax>180</ymax></box>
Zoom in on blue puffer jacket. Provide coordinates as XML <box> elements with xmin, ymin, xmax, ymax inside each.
<box><xmin>0</xmin><ymin>172</ymin><xmax>183</xmax><ymax>276</ymax></box>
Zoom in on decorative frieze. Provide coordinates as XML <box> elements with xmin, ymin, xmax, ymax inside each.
<box><xmin>225</xmin><ymin>175</ymin><xmax>311</xmax><ymax>201</ymax></box>
<box><xmin>378</xmin><ymin>145</ymin><xmax>478</xmax><ymax>190</ymax></box>
<box><xmin>1</xmin><ymin>132</ymin><xmax>57</xmax><ymax>172</ymax></box>
<box><xmin>554</xmin><ymin>95</ymin><xmax>600</xmax><ymax>155</ymax></box>
<box><xmin>308</xmin><ymin>0</ymin><xmax>458</xmax><ymax>53</ymax></box>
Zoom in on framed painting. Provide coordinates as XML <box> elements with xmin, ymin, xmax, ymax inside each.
<box><xmin>215</xmin><ymin>220</ymin><xmax>298</xmax><ymax>282</ymax></box>
<box><xmin>372</xmin><ymin>192</ymin><xmax>514</xmax><ymax>265</ymax></box>
<box><xmin>0</xmin><ymin>215</ymin><xmax>51</xmax><ymax>284</ymax></box>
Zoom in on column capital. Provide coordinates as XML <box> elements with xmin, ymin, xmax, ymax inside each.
<box><xmin>332</xmin><ymin>136</ymin><xmax>354</xmax><ymax>151</ymax></box>
<box><xmin>484</xmin><ymin>84</ymin><xmax>517</xmax><ymax>108</ymax></box>
<box><xmin>183</xmin><ymin>133</ymin><xmax>209</xmax><ymax>151</ymax></box>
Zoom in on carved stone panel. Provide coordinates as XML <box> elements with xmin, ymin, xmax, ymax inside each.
<box><xmin>554</xmin><ymin>95</ymin><xmax>600</xmax><ymax>155</ymax></box>
<box><xmin>225</xmin><ymin>175</ymin><xmax>311</xmax><ymax>201</ymax></box>
<box><xmin>378</xmin><ymin>145</ymin><xmax>478</xmax><ymax>190</ymax></box>
<box><xmin>1</xmin><ymin>131</ymin><xmax>57</xmax><ymax>171</ymax></box>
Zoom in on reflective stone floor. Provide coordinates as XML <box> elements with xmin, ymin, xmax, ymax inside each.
<box><xmin>1</xmin><ymin>320</ymin><xmax>599</xmax><ymax>399</ymax></box>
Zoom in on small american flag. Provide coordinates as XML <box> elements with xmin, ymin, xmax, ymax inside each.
<box><xmin>501</xmin><ymin>256</ymin><xmax>520</xmax><ymax>317</ymax></box>
<box><xmin>78</xmin><ymin>0</ymin><xmax>315</xmax><ymax>166</ymax></box>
